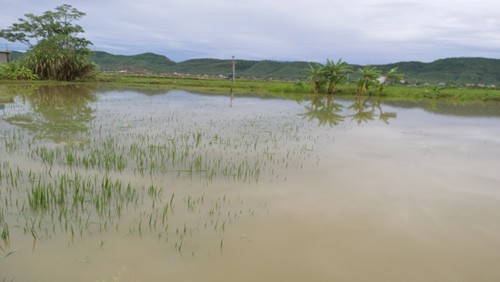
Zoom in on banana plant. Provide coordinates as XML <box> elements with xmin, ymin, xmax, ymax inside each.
<box><xmin>322</xmin><ymin>59</ymin><xmax>352</xmax><ymax>95</ymax></box>
<box><xmin>305</xmin><ymin>64</ymin><xmax>326</xmax><ymax>94</ymax></box>
<box><xmin>356</xmin><ymin>66</ymin><xmax>382</xmax><ymax>96</ymax></box>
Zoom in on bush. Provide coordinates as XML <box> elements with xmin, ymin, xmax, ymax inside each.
<box><xmin>0</xmin><ymin>62</ymin><xmax>38</xmax><ymax>80</ymax></box>
<box><xmin>21</xmin><ymin>38</ymin><xmax>96</xmax><ymax>81</ymax></box>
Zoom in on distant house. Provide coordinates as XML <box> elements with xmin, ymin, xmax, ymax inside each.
<box><xmin>0</xmin><ymin>50</ymin><xmax>12</xmax><ymax>63</ymax></box>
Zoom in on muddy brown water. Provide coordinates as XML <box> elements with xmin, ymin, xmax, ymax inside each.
<box><xmin>0</xmin><ymin>87</ymin><xmax>499</xmax><ymax>281</ymax></box>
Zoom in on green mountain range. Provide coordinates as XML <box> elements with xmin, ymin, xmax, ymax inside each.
<box><xmin>10</xmin><ymin>51</ymin><xmax>500</xmax><ymax>85</ymax></box>
<box><xmin>374</xmin><ymin>58</ymin><xmax>500</xmax><ymax>86</ymax></box>
<box><xmin>88</xmin><ymin>51</ymin><xmax>311</xmax><ymax>80</ymax></box>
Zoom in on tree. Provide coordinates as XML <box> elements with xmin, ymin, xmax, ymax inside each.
<box><xmin>322</xmin><ymin>59</ymin><xmax>352</xmax><ymax>95</ymax></box>
<box><xmin>0</xmin><ymin>4</ymin><xmax>95</xmax><ymax>81</ymax></box>
<box><xmin>306</xmin><ymin>59</ymin><xmax>352</xmax><ymax>95</ymax></box>
<box><xmin>356</xmin><ymin>66</ymin><xmax>381</xmax><ymax>96</ymax></box>
<box><xmin>306</xmin><ymin>64</ymin><xmax>326</xmax><ymax>94</ymax></box>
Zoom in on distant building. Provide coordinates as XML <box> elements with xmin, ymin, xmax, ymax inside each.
<box><xmin>0</xmin><ymin>50</ymin><xmax>12</xmax><ymax>63</ymax></box>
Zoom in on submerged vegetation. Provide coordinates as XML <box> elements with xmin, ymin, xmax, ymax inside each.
<box><xmin>2</xmin><ymin>85</ymin><xmax>494</xmax><ymax>260</ymax></box>
<box><xmin>0</xmin><ymin>80</ymin><xmax>499</xmax><ymax>281</ymax></box>
<box><xmin>0</xmin><ymin>86</ymin><xmax>332</xmax><ymax>260</ymax></box>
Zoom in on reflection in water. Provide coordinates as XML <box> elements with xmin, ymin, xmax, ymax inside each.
<box><xmin>374</xmin><ymin>99</ymin><xmax>398</xmax><ymax>124</ymax></box>
<box><xmin>230</xmin><ymin>88</ymin><xmax>234</xmax><ymax>107</ymax></box>
<box><xmin>385</xmin><ymin>99</ymin><xmax>500</xmax><ymax>118</ymax></box>
<box><xmin>4</xmin><ymin>85</ymin><xmax>96</xmax><ymax>142</ymax></box>
<box><xmin>348</xmin><ymin>96</ymin><xmax>375</xmax><ymax>125</ymax></box>
<box><xmin>300</xmin><ymin>94</ymin><xmax>344</xmax><ymax>126</ymax></box>
<box><xmin>301</xmin><ymin>94</ymin><xmax>397</xmax><ymax>126</ymax></box>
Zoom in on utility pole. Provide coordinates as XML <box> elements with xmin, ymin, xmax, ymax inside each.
<box><xmin>232</xmin><ymin>56</ymin><xmax>235</xmax><ymax>82</ymax></box>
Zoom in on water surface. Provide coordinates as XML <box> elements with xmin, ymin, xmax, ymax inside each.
<box><xmin>1</xmin><ymin>86</ymin><xmax>499</xmax><ymax>281</ymax></box>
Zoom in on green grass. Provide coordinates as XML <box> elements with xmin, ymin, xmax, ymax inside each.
<box><xmin>2</xmin><ymin>73</ymin><xmax>500</xmax><ymax>103</ymax></box>
<box><xmin>93</xmin><ymin>73</ymin><xmax>500</xmax><ymax>102</ymax></box>
<box><xmin>374</xmin><ymin>85</ymin><xmax>500</xmax><ymax>102</ymax></box>
<box><xmin>93</xmin><ymin>73</ymin><xmax>307</xmax><ymax>97</ymax></box>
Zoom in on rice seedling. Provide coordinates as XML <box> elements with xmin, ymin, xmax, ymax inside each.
<box><xmin>2</xmin><ymin>130</ymin><xmax>22</xmax><ymax>153</ymax></box>
<box><xmin>1</xmin><ymin>223</ymin><xmax>10</xmax><ymax>249</ymax></box>
<box><xmin>0</xmin><ymin>86</ymin><xmax>339</xmax><ymax>263</ymax></box>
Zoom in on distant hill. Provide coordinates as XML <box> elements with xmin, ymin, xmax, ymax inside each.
<box><xmin>87</xmin><ymin>52</ymin><xmax>310</xmax><ymax>80</ymax></box>
<box><xmin>89</xmin><ymin>51</ymin><xmax>176</xmax><ymax>73</ymax></box>
<box><xmin>168</xmin><ymin>58</ymin><xmax>311</xmax><ymax>80</ymax></box>
<box><xmin>8</xmin><ymin>51</ymin><xmax>500</xmax><ymax>85</ymax></box>
<box><xmin>375</xmin><ymin>57</ymin><xmax>500</xmax><ymax>86</ymax></box>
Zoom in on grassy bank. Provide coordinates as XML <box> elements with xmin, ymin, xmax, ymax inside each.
<box><xmin>94</xmin><ymin>73</ymin><xmax>307</xmax><ymax>95</ymax></box>
<box><xmin>95</xmin><ymin>73</ymin><xmax>500</xmax><ymax>102</ymax></box>
<box><xmin>2</xmin><ymin>73</ymin><xmax>500</xmax><ymax>103</ymax></box>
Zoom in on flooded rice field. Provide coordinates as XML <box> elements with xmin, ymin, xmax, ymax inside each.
<box><xmin>1</xmin><ymin>85</ymin><xmax>500</xmax><ymax>281</ymax></box>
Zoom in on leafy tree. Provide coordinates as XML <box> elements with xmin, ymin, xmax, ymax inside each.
<box><xmin>356</xmin><ymin>66</ymin><xmax>381</xmax><ymax>96</ymax></box>
<box><xmin>306</xmin><ymin>64</ymin><xmax>326</xmax><ymax>93</ymax></box>
<box><xmin>322</xmin><ymin>59</ymin><xmax>352</xmax><ymax>95</ymax></box>
<box><xmin>306</xmin><ymin>59</ymin><xmax>352</xmax><ymax>95</ymax></box>
<box><xmin>0</xmin><ymin>4</ymin><xmax>95</xmax><ymax>81</ymax></box>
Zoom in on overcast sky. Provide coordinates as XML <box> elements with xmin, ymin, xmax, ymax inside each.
<box><xmin>1</xmin><ymin>0</ymin><xmax>499</xmax><ymax>64</ymax></box>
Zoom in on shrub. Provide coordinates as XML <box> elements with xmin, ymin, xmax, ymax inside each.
<box><xmin>21</xmin><ymin>39</ymin><xmax>96</xmax><ymax>81</ymax></box>
<box><xmin>0</xmin><ymin>62</ymin><xmax>38</xmax><ymax>80</ymax></box>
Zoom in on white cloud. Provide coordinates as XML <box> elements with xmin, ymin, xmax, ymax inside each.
<box><xmin>1</xmin><ymin>0</ymin><xmax>500</xmax><ymax>63</ymax></box>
